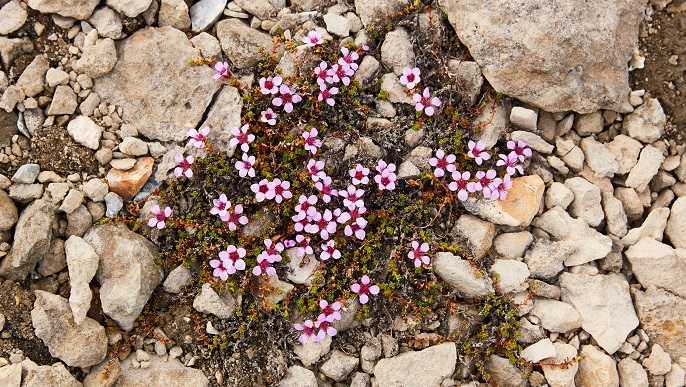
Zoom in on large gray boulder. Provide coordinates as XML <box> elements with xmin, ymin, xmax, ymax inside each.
<box><xmin>83</xmin><ymin>222</ymin><xmax>163</xmax><ymax>331</ymax></box>
<box><xmin>374</xmin><ymin>342</ymin><xmax>456</xmax><ymax>386</ymax></box>
<box><xmin>215</xmin><ymin>19</ymin><xmax>281</xmax><ymax>69</ymax></box>
<box><xmin>115</xmin><ymin>354</ymin><xmax>208</xmax><ymax>386</ymax></box>
<box><xmin>439</xmin><ymin>0</ymin><xmax>644</xmax><ymax>113</ymax></box>
<box><xmin>633</xmin><ymin>286</ymin><xmax>686</xmax><ymax>359</ymax></box>
<box><xmin>93</xmin><ymin>27</ymin><xmax>220</xmax><ymax>142</ymax></box>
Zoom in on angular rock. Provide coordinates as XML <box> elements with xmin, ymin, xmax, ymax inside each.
<box><xmin>115</xmin><ymin>355</ymin><xmax>208</xmax><ymax>387</ymax></box>
<box><xmin>199</xmin><ymin>86</ymin><xmax>242</xmax><ymax>154</ymax></box>
<box><xmin>621</xmin><ymin>207</ymin><xmax>670</xmax><ymax>246</ymax></box>
<box><xmin>374</xmin><ymin>342</ymin><xmax>456</xmax><ymax>387</ymax></box>
<box><xmin>75</xmin><ymin>38</ymin><xmax>117</xmax><ymax>79</ymax></box>
<box><xmin>542</xmin><ymin>342</ymin><xmax>579</xmax><ymax>387</ymax></box>
<box><xmin>294</xmin><ymin>334</ymin><xmax>331</xmax><ymax>367</ymax></box>
<box><xmin>489</xmin><ymin>259</ymin><xmax>529</xmax><ymax>293</ymax></box>
<box><xmin>432</xmin><ymin>252</ymin><xmax>494</xmax><ymax>299</ymax></box>
<box><xmin>324</xmin><ymin>12</ymin><xmax>351</xmax><ymax>37</ymax></box>
<box><xmin>524</xmin><ymin>238</ymin><xmax>575</xmax><ymax>280</ymax></box>
<box><xmin>625</xmin><ymin>238</ymin><xmax>686</xmax><ymax>299</ymax></box>
<box><xmin>0</xmin><ymin>189</ymin><xmax>18</xmax><ymax>232</ymax></box>
<box><xmin>119</xmin><ymin>137</ymin><xmax>148</xmax><ymax>156</ymax></box>
<box><xmin>439</xmin><ymin>0</ymin><xmax>643</xmax><ymax>113</ymax></box>
<box><xmin>483</xmin><ymin>355</ymin><xmax>527</xmax><ymax>387</ymax></box>
<box><xmin>381</xmin><ymin>27</ymin><xmax>414</xmax><ymax>76</ymax></box>
<box><xmin>65</xmin><ymin>235</ymin><xmax>99</xmax><ymax>325</ymax></box>
<box><xmin>47</xmin><ymin>85</ymin><xmax>78</xmax><ymax>115</ymax></box>
<box><xmin>93</xmin><ymin>27</ymin><xmax>220</xmax><ymax>142</ymax></box>
<box><xmin>602</xmin><ymin>191</ymin><xmax>628</xmax><ymax>238</ymax></box>
<box><xmin>452</xmin><ymin>214</ymin><xmax>496</xmax><ymax>259</ymax></box>
<box><xmin>624</xmin><ymin>98</ymin><xmax>666</xmax><ymax>143</ymax></box>
<box><xmin>618</xmin><ymin>358</ymin><xmax>649</xmax><ymax>387</ymax></box>
<box><xmin>320</xmin><ymin>350</ymin><xmax>359</xmax><ymax>382</ymax></box>
<box><xmin>88</xmin><ymin>7</ymin><xmax>123</xmax><ymax>39</ymax></box>
<box><xmin>575</xmin><ymin>345</ymin><xmax>619</xmax><ymax>386</ymax></box>
<box><xmin>66</xmin><ymin>204</ymin><xmax>92</xmax><ymax>237</ymax></box>
<box><xmin>38</xmin><ymin>238</ymin><xmax>67</xmax><ymax>277</ymax></box>
<box><xmin>545</xmin><ymin>181</ymin><xmax>574</xmax><ymax>210</ymax></box>
<box><xmin>462</xmin><ymin>175</ymin><xmax>545</xmax><ymax>227</ymax></box>
<box><xmin>565</xmin><ymin>177</ymin><xmax>604</xmax><ymax>227</ymax></box>
<box><xmin>355</xmin><ymin>0</ymin><xmax>410</xmax><ymax>26</ymax></box>
<box><xmin>510</xmin><ymin>106</ymin><xmax>538</xmax><ymax>132</ymax></box>
<box><xmin>643</xmin><ymin>343</ymin><xmax>672</xmax><ymax>376</ymax></box>
<box><xmin>581</xmin><ymin>137</ymin><xmax>619</xmax><ymax>178</ymax></box>
<box><xmin>67</xmin><ymin>115</ymin><xmax>102</xmax><ymax>150</ymax></box>
<box><xmin>189</xmin><ymin>32</ymin><xmax>221</xmax><ymax>61</ymax></box>
<box><xmin>521</xmin><ymin>338</ymin><xmax>556</xmax><ymax>363</ymax></box>
<box><xmin>626</xmin><ymin>145</ymin><xmax>665</xmax><ymax>192</ymax></box>
<box><xmin>106</xmin><ymin>157</ymin><xmax>153</xmax><ymax>201</ymax></box>
<box><xmin>192</xmin><ymin>283</ymin><xmax>236</xmax><ymax>319</ymax></box>
<box><xmin>83</xmin><ymin>222</ymin><xmax>163</xmax><ymax>331</ymax></box>
<box><xmin>666</xmin><ymin>363</ymin><xmax>685</xmax><ymax>386</ymax></box>
<box><xmin>615</xmin><ymin>187</ymin><xmax>644</xmax><ymax>222</ymax></box>
<box><xmin>0</xmin><ymin>1</ymin><xmax>28</xmax><ymax>35</ymax></box>
<box><xmin>0</xmin><ymin>199</ymin><xmax>54</xmax><ymax>281</ymax></box>
<box><xmin>633</xmin><ymin>286</ymin><xmax>686</xmax><ymax>359</ymax></box>
<box><xmin>190</xmin><ymin>0</ymin><xmax>226</xmax><ymax>32</ymax></box>
<box><xmin>16</xmin><ymin>55</ymin><xmax>49</xmax><ymax>98</ymax></box>
<box><xmin>216</xmin><ymin>19</ymin><xmax>280</xmax><ymax>69</ymax></box>
<box><xmin>574</xmin><ymin>111</ymin><xmax>604</xmax><ymax>136</ymax></box>
<box><xmin>83</xmin><ymin>357</ymin><xmax>121</xmax><ymax>387</ymax></box>
<box><xmin>104</xmin><ymin>192</ymin><xmax>123</xmax><ymax>217</ymax></box>
<box><xmin>447</xmin><ymin>60</ymin><xmax>484</xmax><ymax>106</ymax></box>
<box><xmin>256</xmin><ymin>274</ymin><xmax>294</xmax><ymax>310</ymax></box>
<box><xmin>59</xmin><ymin>189</ymin><xmax>84</xmax><ymax>214</ymax></box>
<box><xmin>607</xmin><ymin>134</ymin><xmax>643</xmax><ymax>175</ymax></box>
<box><xmin>529</xmin><ymin>298</ymin><xmax>582</xmax><ymax>333</ymax></box>
<box><xmin>159</xmin><ymin>0</ymin><xmax>191</xmax><ymax>30</ymax></box>
<box><xmin>666</xmin><ymin>196</ymin><xmax>686</xmax><ymax>249</ymax></box>
<box><xmin>493</xmin><ymin>231</ymin><xmax>533</xmax><ymax>259</ymax></box>
<box><xmin>511</xmin><ymin>131</ymin><xmax>554</xmax><ymax>154</ymax></box>
<box><xmin>234</xmin><ymin>0</ymin><xmax>275</xmax><ymax>20</ymax></box>
<box><xmin>285</xmin><ymin>248</ymin><xmax>320</xmax><ymax>286</ymax></box>
<box><xmin>22</xmin><ymin>363</ymin><xmax>82</xmax><ymax>387</ymax></box>
<box><xmin>105</xmin><ymin>0</ymin><xmax>152</xmax><ymax>18</ymax></box>
<box><xmin>8</xmin><ymin>183</ymin><xmax>44</xmax><ymax>203</ymax></box>
<box><xmin>83</xmin><ymin>178</ymin><xmax>109</xmax><ymax>202</ymax></box>
<box><xmin>0</xmin><ymin>363</ymin><xmax>21</xmax><ymax>387</ymax></box>
<box><xmin>380</xmin><ymin>73</ymin><xmax>415</xmax><ymax>105</ymax></box>
<box><xmin>560</xmin><ymin>273</ymin><xmax>638</xmax><ymax>354</ymax></box>
<box><xmin>46</xmin><ymin>68</ymin><xmax>70</xmax><ymax>88</ymax></box>
<box><xmin>163</xmin><ymin>264</ymin><xmax>191</xmax><ymax>293</ymax></box>
<box><xmin>280</xmin><ymin>365</ymin><xmax>317</xmax><ymax>387</ymax></box>
<box><xmin>32</xmin><ymin>290</ymin><xmax>107</xmax><ymax>367</ymax></box>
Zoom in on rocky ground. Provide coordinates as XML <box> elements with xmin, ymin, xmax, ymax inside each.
<box><xmin>0</xmin><ymin>0</ymin><xmax>686</xmax><ymax>386</ymax></box>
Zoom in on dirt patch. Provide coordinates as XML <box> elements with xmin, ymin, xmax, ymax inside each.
<box><xmin>27</xmin><ymin>125</ymin><xmax>98</xmax><ymax>177</ymax></box>
<box><xmin>632</xmin><ymin>4</ymin><xmax>686</xmax><ymax>140</ymax></box>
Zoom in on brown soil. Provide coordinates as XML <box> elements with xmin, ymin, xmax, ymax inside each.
<box><xmin>27</xmin><ymin>125</ymin><xmax>98</xmax><ymax>177</ymax></box>
<box><xmin>632</xmin><ymin>3</ymin><xmax>686</xmax><ymax>140</ymax></box>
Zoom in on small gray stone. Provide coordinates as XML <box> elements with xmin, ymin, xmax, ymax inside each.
<box><xmin>452</xmin><ymin>214</ymin><xmax>496</xmax><ymax>259</ymax></box>
<box><xmin>162</xmin><ymin>264</ymin><xmax>191</xmax><ymax>293</ymax></box>
<box><xmin>565</xmin><ymin>177</ymin><xmax>604</xmax><ymax>227</ymax></box>
<box><xmin>11</xmin><ymin>163</ymin><xmax>40</xmax><ymax>183</ymax></box>
<box><xmin>67</xmin><ymin>115</ymin><xmax>103</xmax><ymax>150</ymax></box>
<box><xmin>511</xmin><ymin>131</ymin><xmax>554</xmax><ymax>154</ymax></box>
<box><xmin>119</xmin><ymin>137</ymin><xmax>148</xmax><ymax>156</ymax></box>
<box><xmin>529</xmin><ymin>298</ymin><xmax>581</xmax><ymax>333</ymax></box>
<box><xmin>280</xmin><ymin>365</ymin><xmax>317</xmax><ymax>387</ymax></box>
<box><xmin>489</xmin><ymin>259</ymin><xmax>530</xmax><ymax>293</ymax></box>
<box><xmin>75</xmin><ymin>38</ymin><xmax>117</xmax><ymax>79</ymax></box>
<box><xmin>381</xmin><ymin>28</ymin><xmax>414</xmax><ymax>76</ymax></box>
<box><xmin>493</xmin><ymin>231</ymin><xmax>533</xmax><ymax>259</ymax></box>
<box><xmin>47</xmin><ymin>85</ymin><xmax>78</xmax><ymax>115</ymax></box>
<box><xmin>190</xmin><ymin>0</ymin><xmax>228</xmax><ymax>32</ymax></box>
<box><xmin>46</xmin><ymin>68</ymin><xmax>70</xmax><ymax>87</ymax></box>
<box><xmin>192</xmin><ymin>283</ymin><xmax>236</xmax><ymax>319</ymax></box>
<box><xmin>510</xmin><ymin>106</ymin><xmax>538</xmax><ymax>132</ymax></box>
<box><xmin>106</xmin><ymin>0</ymin><xmax>152</xmax><ymax>18</ymax></box>
<box><xmin>545</xmin><ymin>181</ymin><xmax>574</xmax><ymax>210</ymax></box>
<box><xmin>607</xmin><ymin>134</ymin><xmax>643</xmax><ymax>175</ymax></box>
<box><xmin>433</xmin><ymin>251</ymin><xmax>494</xmax><ymax>298</ymax></box>
<box><xmin>0</xmin><ymin>0</ymin><xmax>28</xmax><ymax>35</ymax></box>
<box><xmin>82</xmin><ymin>178</ymin><xmax>108</xmax><ymax>202</ymax></box>
<box><xmin>397</xmin><ymin>160</ymin><xmax>420</xmax><ymax>180</ymax></box>
<box><xmin>16</xmin><ymin>55</ymin><xmax>49</xmax><ymax>98</ymax></box>
<box><xmin>581</xmin><ymin>136</ymin><xmax>619</xmax><ymax>178</ymax></box>
<box><xmin>104</xmin><ymin>191</ymin><xmax>123</xmax><ymax>217</ymax></box>
<box><xmin>573</xmin><ymin>111</ymin><xmax>604</xmax><ymax>136</ymax></box>
<box><xmin>320</xmin><ymin>350</ymin><xmax>359</xmax><ymax>382</ymax></box>
<box><xmin>627</xmin><ymin>145</ymin><xmax>665</xmax><ymax>192</ymax></box>
<box><xmin>323</xmin><ymin>12</ymin><xmax>351</xmax><ymax>37</ymax></box>
<box><xmin>88</xmin><ymin>6</ymin><xmax>122</xmax><ymax>39</ymax></box>
<box><xmin>643</xmin><ymin>344</ymin><xmax>672</xmax><ymax>376</ymax></box>
<box><xmin>624</xmin><ymin>98</ymin><xmax>666</xmax><ymax>143</ymax></box>
<box><xmin>58</xmin><ymin>189</ymin><xmax>85</xmax><ymax>214</ymax></box>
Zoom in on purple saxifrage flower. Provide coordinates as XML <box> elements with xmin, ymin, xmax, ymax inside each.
<box><xmin>302</xmin><ymin>30</ymin><xmax>324</xmax><ymax>47</ymax></box>
<box><xmin>148</xmin><ymin>205</ymin><xmax>172</xmax><ymax>229</ymax></box>
<box><xmin>187</xmin><ymin>127</ymin><xmax>209</xmax><ymax>148</ymax></box>
<box><xmin>272</xmin><ymin>84</ymin><xmax>302</xmax><ymax>113</ymax></box>
<box><xmin>259</xmin><ymin>76</ymin><xmax>282</xmax><ymax>94</ymax></box>
<box><xmin>412</xmin><ymin>87</ymin><xmax>441</xmax><ymax>116</ymax></box>
<box><xmin>467</xmin><ymin>140</ymin><xmax>491</xmax><ymax>165</ymax></box>
<box><xmin>261</xmin><ymin>108</ymin><xmax>277</xmax><ymax>125</ymax></box>
<box><xmin>399</xmin><ymin>67</ymin><xmax>421</xmax><ymax>89</ymax></box>
<box><xmin>213</xmin><ymin>61</ymin><xmax>230</xmax><ymax>80</ymax></box>
<box><xmin>351</xmin><ymin>275</ymin><xmax>380</xmax><ymax>304</ymax></box>
<box><xmin>174</xmin><ymin>153</ymin><xmax>194</xmax><ymax>178</ymax></box>
<box><xmin>229</xmin><ymin>124</ymin><xmax>255</xmax><ymax>153</ymax></box>
<box><xmin>408</xmin><ymin>241</ymin><xmax>430</xmax><ymax>268</ymax></box>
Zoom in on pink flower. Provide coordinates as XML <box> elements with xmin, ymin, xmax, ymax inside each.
<box><xmin>341</xmin><ymin>185</ymin><xmax>365</xmax><ymax>210</ymax></box>
<box><xmin>315</xmin><ymin>313</ymin><xmax>337</xmax><ymax>338</ymax></box>
<box><xmin>211</xmin><ymin>194</ymin><xmax>230</xmax><ymax>218</ymax></box>
<box><xmin>306</xmin><ymin>159</ymin><xmax>326</xmax><ymax>182</ymax></box>
<box><xmin>326</xmin><ymin>64</ymin><xmax>354</xmax><ymax>86</ymax></box>
<box><xmin>496</xmin><ymin>153</ymin><xmax>524</xmax><ymax>176</ymax></box>
<box><xmin>213</xmin><ymin>61</ymin><xmax>230</xmax><ymax>80</ymax></box>
<box><xmin>252</xmin><ymin>254</ymin><xmax>276</xmax><ymax>276</ymax></box>
<box><xmin>315</xmin><ymin>176</ymin><xmax>338</xmax><ymax>203</ymax></box>
<box><xmin>493</xmin><ymin>174</ymin><xmax>513</xmax><ymax>200</ymax></box>
<box><xmin>338</xmin><ymin>47</ymin><xmax>359</xmax><ymax>70</ymax></box>
<box><xmin>222</xmin><ymin>204</ymin><xmax>248</xmax><ymax>231</ymax></box>
<box><xmin>235</xmin><ymin>153</ymin><xmax>256</xmax><ymax>178</ymax></box>
<box><xmin>313</xmin><ymin>61</ymin><xmax>329</xmax><ymax>86</ymax></box>
<box><xmin>428</xmin><ymin>149</ymin><xmax>456</xmax><ymax>178</ymax></box>
<box><xmin>263</xmin><ymin>239</ymin><xmax>284</xmax><ymax>262</ymax></box>
<box><xmin>344</xmin><ymin>217</ymin><xmax>367</xmax><ymax>240</ymax></box>
<box><xmin>408</xmin><ymin>241</ymin><xmax>430</xmax><ymax>268</ymax></box>
<box><xmin>319</xmin><ymin>300</ymin><xmax>342</xmax><ymax>323</ymax></box>
<box><xmin>309</xmin><ymin>209</ymin><xmax>337</xmax><ymax>240</ymax></box>
<box><xmin>320</xmin><ymin>240</ymin><xmax>341</xmax><ymax>260</ymax></box>
<box><xmin>333</xmin><ymin>208</ymin><xmax>351</xmax><ymax>224</ymax></box>
<box><xmin>187</xmin><ymin>127</ymin><xmax>209</xmax><ymax>148</ymax></box>
<box><xmin>507</xmin><ymin>140</ymin><xmax>533</xmax><ymax>162</ymax></box>
<box><xmin>272</xmin><ymin>84</ymin><xmax>302</xmax><ymax>113</ymax></box>
<box><xmin>210</xmin><ymin>258</ymin><xmax>230</xmax><ymax>280</ymax></box>
<box><xmin>295</xmin><ymin>320</ymin><xmax>319</xmax><ymax>344</ymax></box>
<box><xmin>148</xmin><ymin>205</ymin><xmax>172</xmax><ymax>229</ymax></box>
<box><xmin>251</xmin><ymin>179</ymin><xmax>270</xmax><ymax>202</ymax></box>
<box><xmin>349</xmin><ymin>164</ymin><xmax>369</xmax><ymax>185</ymax></box>
<box><xmin>467</xmin><ymin>140</ymin><xmax>491</xmax><ymax>165</ymax></box>
<box><xmin>399</xmin><ymin>67</ymin><xmax>421</xmax><ymax>89</ymax></box>
<box><xmin>375</xmin><ymin>159</ymin><xmax>396</xmax><ymax>174</ymax></box>
<box><xmin>470</xmin><ymin>169</ymin><xmax>497</xmax><ymax>199</ymax></box>
<box><xmin>292</xmin><ymin>211</ymin><xmax>310</xmax><ymax>233</ymax></box>
<box><xmin>266</xmin><ymin>178</ymin><xmax>292</xmax><ymax>203</ymax></box>
<box><xmin>295</xmin><ymin>234</ymin><xmax>313</xmax><ymax>257</ymax></box>
<box><xmin>448</xmin><ymin>171</ymin><xmax>471</xmax><ymax>201</ymax></box>
<box><xmin>295</xmin><ymin>194</ymin><xmax>318</xmax><ymax>217</ymax></box>
<box><xmin>318</xmin><ymin>84</ymin><xmax>339</xmax><ymax>106</ymax></box>
<box><xmin>303</xmin><ymin>128</ymin><xmax>322</xmax><ymax>155</ymax></box>
<box><xmin>374</xmin><ymin>169</ymin><xmax>397</xmax><ymax>191</ymax></box>
<box><xmin>261</xmin><ymin>108</ymin><xmax>277</xmax><ymax>125</ymax></box>
<box><xmin>229</xmin><ymin>124</ymin><xmax>255</xmax><ymax>153</ymax></box>
<box><xmin>302</xmin><ymin>30</ymin><xmax>324</xmax><ymax>47</ymax></box>
<box><xmin>259</xmin><ymin>76</ymin><xmax>282</xmax><ymax>95</ymax></box>
<box><xmin>218</xmin><ymin>245</ymin><xmax>247</xmax><ymax>274</ymax></box>
<box><xmin>174</xmin><ymin>153</ymin><xmax>194</xmax><ymax>178</ymax></box>
<box><xmin>351</xmin><ymin>275</ymin><xmax>380</xmax><ymax>304</ymax></box>
<box><xmin>412</xmin><ymin>87</ymin><xmax>441</xmax><ymax>116</ymax></box>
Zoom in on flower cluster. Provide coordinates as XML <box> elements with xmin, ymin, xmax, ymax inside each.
<box><xmin>398</xmin><ymin>67</ymin><xmax>441</xmax><ymax>116</ymax></box>
<box><xmin>294</xmin><ymin>299</ymin><xmax>342</xmax><ymax>343</ymax></box>
<box><xmin>312</xmin><ymin>44</ymin><xmax>363</xmax><ymax>107</ymax></box>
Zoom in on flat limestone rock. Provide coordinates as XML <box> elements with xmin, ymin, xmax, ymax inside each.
<box><xmin>462</xmin><ymin>175</ymin><xmax>544</xmax><ymax>227</ymax></box>
<box><xmin>374</xmin><ymin>342</ymin><xmax>456</xmax><ymax>387</ymax></box>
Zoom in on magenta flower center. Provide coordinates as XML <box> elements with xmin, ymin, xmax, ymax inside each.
<box><xmin>359</xmin><ymin>283</ymin><xmax>370</xmax><ymax>294</ymax></box>
<box><xmin>381</xmin><ymin>176</ymin><xmax>391</xmax><ymax>185</ymax></box>
<box><xmin>321</xmin><ymin>89</ymin><xmax>331</xmax><ymax>99</ymax></box>
<box><xmin>179</xmin><ymin>160</ymin><xmax>191</xmax><ymax>170</ymax></box>
<box><xmin>323</xmin><ymin>305</ymin><xmax>334</xmax><ymax>315</ymax></box>
<box><xmin>156</xmin><ymin>213</ymin><xmax>166</xmax><ymax>221</ymax></box>
<box><xmin>216</xmin><ymin>202</ymin><xmax>226</xmax><ymax>211</ymax></box>
<box><xmin>258</xmin><ymin>184</ymin><xmax>269</xmax><ymax>194</ymax></box>
<box><xmin>436</xmin><ymin>158</ymin><xmax>448</xmax><ymax>168</ymax></box>
<box><xmin>264</xmin><ymin>79</ymin><xmax>274</xmax><ymax>89</ymax></box>
<box><xmin>406</xmin><ymin>74</ymin><xmax>415</xmax><ymax>82</ymax></box>
<box><xmin>274</xmin><ymin>185</ymin><xmax>284</xmax><ymax>195</ymax></box>
<box><xmin>194</xmin><ymin>133</ymin><xmax>206</xmax><ymax>141</ymax></box>
<box><xmin>281</xmin><ymin>93</ymin><xmax>292</xmax><ymax>103</ymax></box>
<box><xmin>227</xmin><ymin>251</ymin><xmax>239</xmax><ymax>262</ymax></box>
<box><xmin>479</xmin><ymin>175</ymin><xmax>492</xmax><ymax>186</ymax></box>
<box><xmin>456</xmin><ymin>179</ymin><xmax>468</xmax><ymax>190</ymax></box>
<box><xmin>237</xmin><ymin>133</ymin><xmax>248</xmax><ymax>143</ymax></box>
<box><xmin>302</xmin><ymin>325</ymin><xmax>313</xmax><ymax>336</ymax></box>
<box><xmin>243</xmin><ymin>161</ymin><xmax>252</xmax><ymax>169</ymax></box>
<box><xmin>259</xmin><ymin>259</ymin><xmax>270</xmax><ymax>269</ymax></box>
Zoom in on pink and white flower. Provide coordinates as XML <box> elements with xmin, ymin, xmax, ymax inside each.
<box><xmin>174</xmin><ymin>153</ymin><xmax>194</xmax><ymax>178</ymax></box>
<box><xmin>213</xmin><ymin>61</ymin><xmax>230</xmax><ymax>80</ymax></box>
<box><xmin>235</xmin><ymin>153</ymin><xmax>256</xmax><ymax>178</ymax></box>
<box><xmin>351</xmin><ymin>275</ymin><xmax>380</xmax><ymax>304</ymax></box>
<box><xmin>187</xmin><ymin>127</ymin><xmax>209</xmax><ymax>148</ymax></box>
<box><xmin>496</xmin><ymin>153</ymin><xmax>524</xmax><ymax>176</ymax></box>
<box><xmin>210</xmin><ymin>194</ymin><xmax>230</xmax><ymax>218</ymax></box>
<box><xmin>349</xmin><ymin>164</ymin><xmax>369</xmax><ymax>185</ymax></box>
<box><xmin>399</xmin><ymin>67</ymin><xmax>421</xmax><ymax>89</ymax></box>
<box><xmin>320</xmin><ymin>240</ymin><xmax>341</xmax><ymax>260</ymax></box>
<box><xmin>295</xmin><ymin>234</ymin><xmax>313</xmax><ymax>257</ymax></box>
<box><xmin>412</xmin><ymin>87</ymin><xmax>441</xmax><ymax>116</ymax></box>
<box><xmin>428</xmin><ymin>149</ymin><xmax>456</xmax><ymax>177</ymax></box>
<box><xmin>448</xmin><ymin>171</ymin><xmax>471</xmax><ymax>201</ymax></box>
<box><xmin>252</xmin><ymin>254</ymin><xmax>276</xmax><ymax>276</ymax></box>
<box><xmin>251</xmin><ymin>179</ymin><xmax>270</xmax><ymax>202</ymax></box>
<box><xmin>229</xmin><ymin>124</ymin><xmax>255</xmax><ymax>153</ymax></box>
<box><xmin>375</xmin><ymin>159</ymin><xmax>396</xmax><ymax>174</ymax></box>
<box><xmin>467</xmin><ymin>140</ymin><xmax>491</xmax><ymax>165</ymax></box>
<box><xmin>315</xmin><ymin>313</ymin><xmax>337</xmax><ymax>338</ymax></box>
<box><xmin>408</xmin><ymin>241</ymin><xmax>430</xmax><ymax>268</ymax></box>
<box><xmin>218</xmin><ymin>245</ymin><xmax>246</xmax><ymax>274</ymax></box>
<box><xmin>259</xmin><ymin>76</ymin><xmax>282</xmax><ymax>95</ymax></box>
<box><xmin>326</xmin><ymin>64</ymin><xmax>354</xmax><ymax>86</ymax></box>
<box><xmin>209</xmin><ymin>258</ymin><xmax>231</xmax><ymax>280</ymax></box>
<box><xmin>493</xmin><ymin>174</ymin><xmax>513</xmax><ymax>201</ymax></box>
<box><xmin>272</xmin><ymin>84</ymin><xmax>302</xmax><ymax>113</ymax></box>
<box><xmin>315</xmin><ymin>176</ymin><xmax>338</xmax><ymax>203</ymax></box>
<box><xmin>306</xmin><ymin>159</ymin><xmax>326</xmax><ymax>182</ymax></box>
<box><xmin>374</xmin><ymin>168</ymin><xmax>397</xmax><ymax>191</ymax></box>
<box><xmin>313</xmin><ymin>61</ymin><xmax>329</xmax><ymax>86</ymax></box>
<box><xmin>469</xmin><ymin>169</ymin><xmax>497</xmax><ymax>198</ymax></box>
<box><xmin>344</xmin><ymin>217</ymin><xmax>367</xmax><ymax>240</ymax></box>
<box><xmin>295</xmin><ymin>320</ymin><xmax>319</xmax><ymax>344</ymax></box>
<box><xmin>148</xmin><ymin>205</ymin><xmax>172</xmax><ymax>229</ymax></box>
<box><xmin>318</xmin><ymin>84</ymin><xmax>339</xmax><ymax>106</ymax></box>
<box><xmin>303</xmin><ymin>128</ymin><xmax>322</xmax><ymax>155</ymax></box>
<box><xmin>295</xmin><ymin>194</ymin><xmax>318</xmax><ymax>217</ymax></box>
<box><xmin>341</xmin><ymin>185</ymin><xmax>364</xmax><ymax>210</ymax></box>
<box><xmin>263</xmin><ymin>239</ymin><xmax>284</xmax><ymax>262</ymax></box>
<box><xmin>302</xmin><ymin>30</ymin><xmax>324</xmax><ymax>47</ymax></box>
<box><xmin>338</xmin><ymin>47</ymin><xmax>359</xmax><ymax>70</ymax></box>
<box><xmin>319</xmin><ymin>299</ymin><xmax>342</xmax><ymax>321</ymax></box>
<box><xmin>507</xmin><ymin>140</ymin><xmax>533</xmax><ymax>162</ymax></box>
<box><xmin>222</xmin><ymin>204</ymin><xmax>248</xmax><ymax>231</ymax></box>
<box><xmin>266</xmin><ymin>178</ymin><xmax>292</xmax><ymax>203</ymax></box>
<box><xmin>261</xmin><ymin>108</ymin><xmax>277</xmax><ymax>125</ymax></box>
